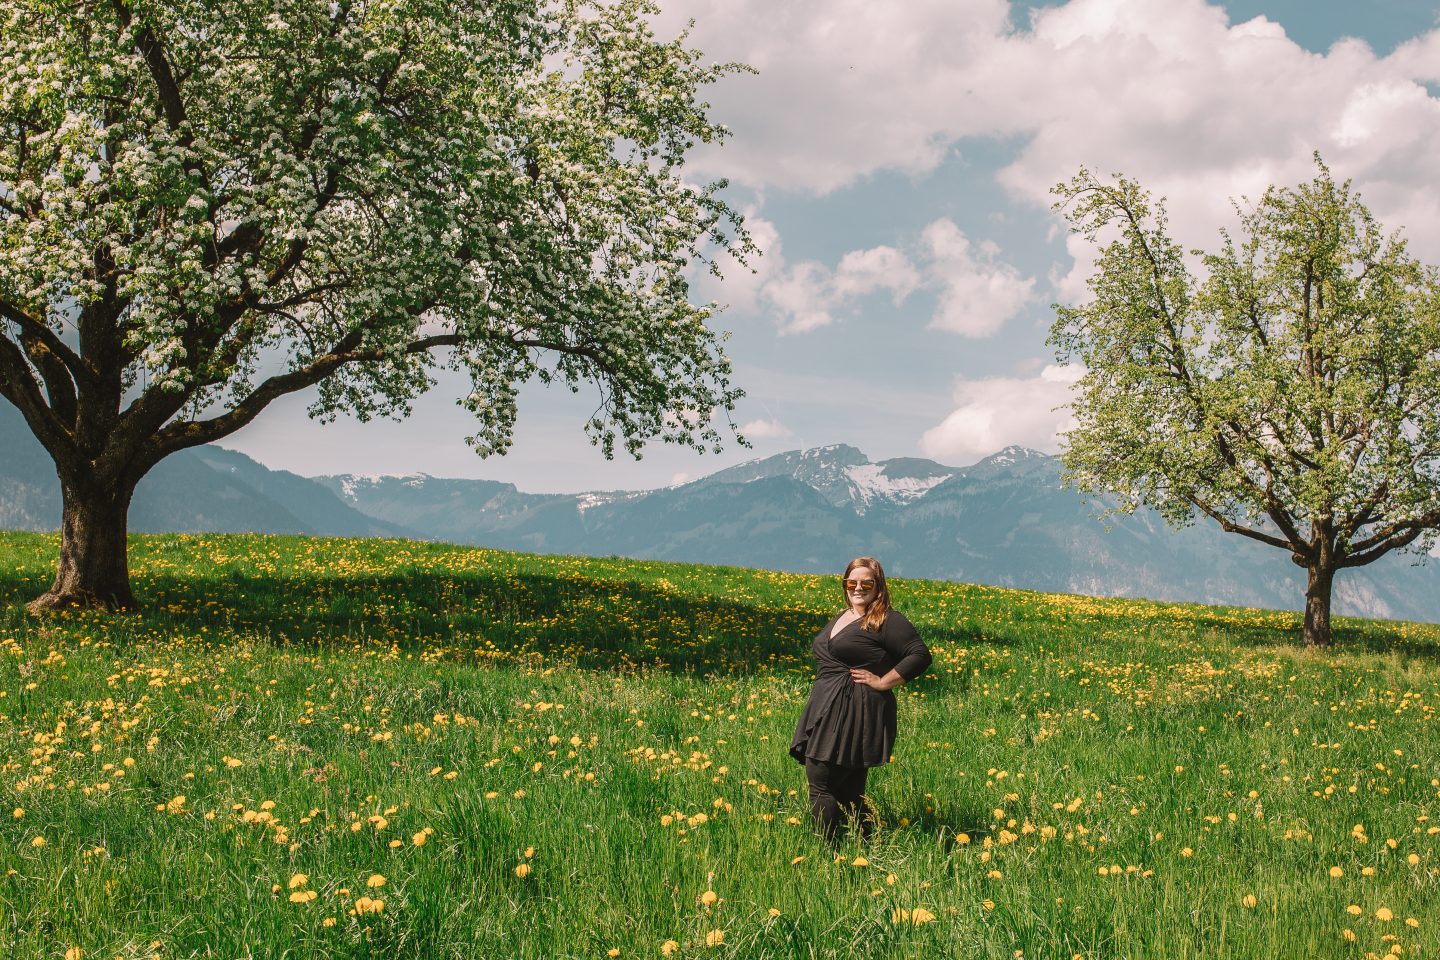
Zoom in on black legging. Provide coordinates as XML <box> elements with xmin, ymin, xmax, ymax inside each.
<box><xmin>805</xmin><ymin>758</ymin><xmax>871</xmax><ymax>843</ymax></box>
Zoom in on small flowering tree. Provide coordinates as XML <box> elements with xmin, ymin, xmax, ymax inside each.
<box><xmin>1051</xmin><ymin>161</ymin><xmax>1440</xmax><ymax>646</ymax></box>
<box><xmin>0</xmin><ymin>0</ymin><xmax>752</xmax><ymax>609</ymax></box>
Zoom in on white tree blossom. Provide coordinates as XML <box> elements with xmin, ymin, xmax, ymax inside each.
<box><xmin>0</xmin><ymin>0</ymin><xmax>753</xmax><ymax>608</ymax></box>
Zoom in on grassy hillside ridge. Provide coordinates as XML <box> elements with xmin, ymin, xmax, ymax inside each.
<box><xmin>2</xmin><ymin>532</ymin><xmax>1438</xmax><ymax>958</ymax></box>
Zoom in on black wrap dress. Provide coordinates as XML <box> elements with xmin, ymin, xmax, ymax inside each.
<box><xmin>789</xmin><ymin>610</ymin><xmax>932</xmax><ymax>769</ymax></box>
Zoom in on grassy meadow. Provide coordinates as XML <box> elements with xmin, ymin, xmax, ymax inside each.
<box><xmin>1</xmin><ymin>530</ymin><xmax>1439</xmax><ymax>959</ymax></box>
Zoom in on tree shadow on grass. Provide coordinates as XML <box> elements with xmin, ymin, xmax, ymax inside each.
<box><xmin>1179</xmin><ymin>606</ymin><xmax>1440</xmax><ymax>663</ymax></box>
<box><xmin>0</xmin><ymin>548</ymin><xmax>980</xmax><ymax>683</ymax></box>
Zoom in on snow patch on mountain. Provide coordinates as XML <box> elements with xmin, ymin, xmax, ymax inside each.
<box><xmin>577</xmin><ymin>490</ymin><xmax>647</xmax><ymax>513</ymax></box>
<box><xmin>335</xmin><ymin>473</ymin><xmax>429</xmax><ymax>500</ymax></box>
<box><xmin>844</xmin><ymin>464</ymin><xmax>951</xmax><ymax>511</ymax></box>
<box><xmin>576</xmin><ymin>492</ymin><xmax>618</xmax><ymax>513</ymax></box>
<box><xmin>982</xmin><ymin>445</ymin><xmax>1047</xmax><ymax>467</ymax></box>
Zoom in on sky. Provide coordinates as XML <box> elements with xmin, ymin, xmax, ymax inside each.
<box><xmin>223</xmin><ymin>0</ymin><xmax>1440</xmax><ymax>493</ymax></box>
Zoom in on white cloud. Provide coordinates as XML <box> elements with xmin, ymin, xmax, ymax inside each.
<box><xmin>761</xmin><ymin>243</ymin><xmax>923</xmax><ymax>334</ymax></box>
<box><xmin>655</xmin><ymin>0</ymin><xmax>1009</xmax><ymax>194</ymax></box>
<box><xmin>832</xmin><ymin>246</ymin><xmax>923</xmax><ymax>301</ymax></box>
<box><xmin>761</xmin><ymin>260</ymin><xmax>839</xmax><ymax>334</ymax></box>
<box><xmin>921</xmin><ymin>219</ymin><xmax>1035</xmax><ymax>336</ymax></box>
<box><xmin>919</xmin><ymin>363</ymin><xmax>1081</xmax><ymax>462</ymax></box>
<box><xmin>739</xmin><ymin>417</ymin><xmax>793</xmax><ymax>439</ymax></box>
<box><xmin>753</xmin><ymin>218</ymin><xmax>1030</xmax><ymax>335</ymax></box>
<box><xmin>661</xmin><ymin>0</ymin><xmax>1440</xmax><ymax>258</ymax></box>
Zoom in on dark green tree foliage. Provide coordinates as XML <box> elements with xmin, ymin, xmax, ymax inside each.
<box><xmin>0</xmin><ymin>0</ymin><xmax>752</xmax><ymax>609</ymax></box>
<box><xmin>1051</xmin><ymin>161</ymin><xmax>1440</xmax><ymax>645</ymax></box>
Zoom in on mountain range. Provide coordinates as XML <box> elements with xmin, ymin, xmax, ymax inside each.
<box><xmin>2</xmin><ymin>401</ymin><xmax>1437</xmax><ymax>622</ymax></box>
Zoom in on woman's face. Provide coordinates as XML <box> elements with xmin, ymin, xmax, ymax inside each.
<box><xmin>844</xmin><ymin>566</ymin><xmax>877</xmax><ymax>608</ymax></box>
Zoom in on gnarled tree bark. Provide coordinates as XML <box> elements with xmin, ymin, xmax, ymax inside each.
<box><xmin>28</xmin><ymin>476</ymin><xmax>138</xmax><ymax>612</ymax></box>
<box><xmin>1302</xmin><ymin>563</ymin><xmax>1335</xmax><ymax>648</ymax></box>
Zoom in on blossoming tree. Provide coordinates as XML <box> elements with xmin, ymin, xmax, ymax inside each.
<box><xmin>0</xmin><ymin>0</ymin><xmax>752</xmax><ymax>609</ymax></box>
<box><xmin>1051</xmin><ymin>161</ymin><xmax>1440</xmax><ymax>646</ymax></box>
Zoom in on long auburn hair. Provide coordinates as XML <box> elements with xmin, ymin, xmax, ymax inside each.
<box><xmin>843</xmin><ymin>556</ymin><xmax>891</xmax><ymax>631</ymax></box>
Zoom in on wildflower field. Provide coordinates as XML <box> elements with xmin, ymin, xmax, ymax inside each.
<box><xmin>2</xmin><ymin>531</ymin><xmax>1439</xmax><ymax>959</ymax></box>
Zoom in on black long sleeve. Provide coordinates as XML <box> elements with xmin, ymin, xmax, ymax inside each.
<box><xmin>878</xmin><ymin>611</ymin><xmax>931</xmax><ymax>682</ymax></box>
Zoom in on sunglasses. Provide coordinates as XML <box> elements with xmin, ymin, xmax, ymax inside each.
<box><xmin>843</xmin><ymin>578</ymin><xmax>876</xmax><ymax>591</ymax></box>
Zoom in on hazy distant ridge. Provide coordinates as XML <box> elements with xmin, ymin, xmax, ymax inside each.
<box><xmin>1</xmin><ymin>402</ymin><xmax>1436</xmax><ymax>622</ymax></box>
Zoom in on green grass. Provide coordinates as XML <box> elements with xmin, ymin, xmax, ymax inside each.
<box><xmin>1</xmin><ymin>530</ymin><xmax>1438</xmax><ymax>959</ymax></box>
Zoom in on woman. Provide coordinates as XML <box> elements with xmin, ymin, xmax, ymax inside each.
<box><xmin>790</xmin><ymin>556</ymin><xmax>932</xmax><ymax>843</ymax></box>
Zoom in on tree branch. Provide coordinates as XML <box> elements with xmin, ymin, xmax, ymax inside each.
<box><xmin>109</xmin><ymin>0</ymin><xmax>187</xmax><ymax>131</ymax></box>
<box><xmin>138</xmin><ymin>323</ymin><xmax>616</xmax><ymax>470</ymax></box>
<box><xmin>0</xmin><ymin>300</ymin><xmax>85</xmax><ymax>381</ymax></box>
<box><xmin>1187</xmin><ymin>495</ymin><xmax>1299</xmax><ymax>553</ymax></box>
<box><xmin>0</xmin><ymin>335</ymin><xmax>75</xmax><ymax>462</ymax></box>
<box><xmin>16</xmin><ymin>332</ymin><xmax>78</xmax><ymax>426</ymax></box>
<box><xmin>1341</xmin><ymin>523</ymin><xmax>1434</xmax><ymax>569</ymax></box>
<box><xmin>1344</xmin><ymin>509</ymin><xmax>1440</xmax><ymax>561</ymax></box>
<box><xmin>141</xmin><ymin>332</ymin><xmax>460</xmax><ymax>465</ymax></box>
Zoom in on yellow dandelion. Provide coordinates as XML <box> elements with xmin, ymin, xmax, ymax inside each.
<box><xmin>366</xmin><ymin>874</ymin><xmax>386</xmax><ymax>888</ymax></box>
<box><xmin>982</xmin><ymin>899</ymin><xmax>995</xmax><ymax>911</ymax></box>
<box><xmin>1241</xmin><ymin>894</ymin><xmax>1257</xmax><ymax>908</ymax></box>
<box><xmin>289</xmin><ymin>890</ymin><xmax>317</xmax><ymax>904</ymax></box>
<box><xmin>514</xmin><ymin>863</ymin><xmax>531</xmax><ymax>879</ymax></box>
<box><xmin>1406</xmin><ymin>854</ymin><xmax>1419</xmax><ymax>866</ymax></box>
<box><xmin>1377</xmin><ymin>907</ymin><xmax>1394</xmax><ymax>922</ymax></box>
<box><xmin>608</xmin><ymin>950</ymin><xmax>621</xmax><ymax>958</ymax></box>
<box><xmin>660</xmin><ymin>941</ymin><xmax>679</xmax><ymax>957</ymax></box>
<box><xmin>1342</xmin><ymin>929</ymin><xmax>1356</xmax><ymax>942</ymax></box>
<box><xmin>354</xmin><ymin>895</ymin><xmax>384</xmax><ymax>916</ymax></box>
<box><xmin>30</xmin><ymin>835</ymin><xmax>45</xmax><ymax>848</ymax></box>
<box><xmin>851</xmin><ymin>856</ymin><xmax>869</xmax><ymax>867</ymax></box>
<box><xmin>65</xmin><ymin>949</ymin><xmax>83</xmax><ymax>960</ymax></box>
<box><xmin>699</xmin><ymin>890</ymin><xmax>717</xmax><ymax>907</ymax></box>
<box><xmin>1347</xmin><ymin>904</ymin><xmax>1363</xmax><ymax>916</ymax></box>
<box><xmin>11</xmin><ymin>808</ymin><xmax>22</xmax><ymax>820</ymax></box>
<box><xmin>1406</xmin><ymin>918</ymin><xmax>1420</xmax><ymax>928</ymax></box>
<box><xmin>767</xmin><ymin>908</ymin><xmax>781</xmax><ymax>918</ymax></box>
<box><xmin>790</xmin><ymin>856</ymin><xmax>805</xmax><ymax>866</ymax></box>
<box><xmin>1180</xmin><ymin>848</ymin><xmax>1193</xmax><ymax>858</ymax></box>
<box><xmin>412</xmin><ymin>831</ymin><xmax>427</xmax><ymax>847</ymax></box>
<box><xmin>705</xmin><ymin>930</ymin><xmax>724</xmax><ymax>947</ymax></box>
<box><xmin>1329</xmin><ymin>866</ymin><xmax>1343</xmax><ymax>878</ymax></box>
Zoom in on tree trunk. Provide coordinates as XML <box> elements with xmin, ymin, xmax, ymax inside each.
<box><xmin>1302</xmin><ymin>563</ymin><xmax>1335</xmax><ymax>647</ymax></box>
<box><xmin>28</xmin><ymin>478</ymin><xmax>137</xmax><ymax>612</ymax></box>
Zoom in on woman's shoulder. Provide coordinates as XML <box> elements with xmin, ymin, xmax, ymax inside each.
<box><xmin>879</xmin><ymin>609</ymin><xmax>917</xmax><ymax>634</ymax></box>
